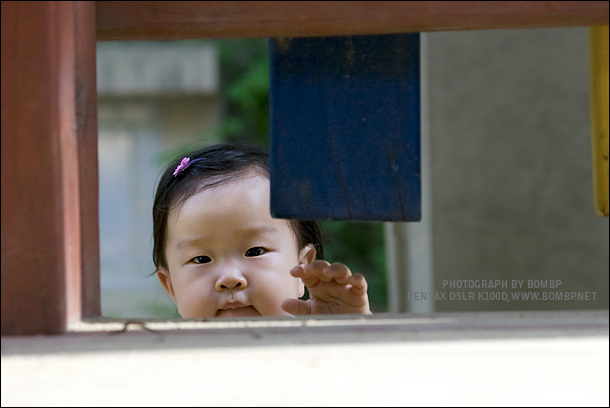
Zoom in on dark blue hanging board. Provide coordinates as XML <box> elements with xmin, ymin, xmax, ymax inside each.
<box><xmin>270</xmin><ymin>34</ymin><xmax>421</xmax><ymax>221</ymax></box>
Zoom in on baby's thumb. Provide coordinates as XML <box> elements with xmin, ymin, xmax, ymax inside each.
<box><xmin>281</xmin><ymin>298</ymin><xmax>311</xmax><ymax>316</ymax></box>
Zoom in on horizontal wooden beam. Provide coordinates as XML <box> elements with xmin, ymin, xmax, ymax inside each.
<box><xmin>96</xmin><ymin>1</ymin><xmax>609</xmax><ymax>41</ymax></box>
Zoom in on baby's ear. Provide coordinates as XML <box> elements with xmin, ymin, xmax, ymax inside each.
<box><xmin>299</xmin><ymin>244</ymin><xmax>317</xmax><ymax>266</ymax></box>
<box><xmin>157</xmin><ymin>268</ymin><xmax>177</xmax><ymax>303</ymax></box>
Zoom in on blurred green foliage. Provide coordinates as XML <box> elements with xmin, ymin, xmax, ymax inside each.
<box><xmin>321</xmin><ymin>221</ymin><xmax>388</xmax><ymax>313</ymax></box>
<box><xmin>214</xmin><ymin>39</ymin><xmax>270</xmax><ymax>146</ymax></box>
<box><xmin>210</xmin><ymin>39</ymin><xmax>389</xmax><ymax>312</ymax></box>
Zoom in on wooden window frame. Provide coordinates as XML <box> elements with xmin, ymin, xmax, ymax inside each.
<box><xmin>1</xmin><ymin>1</ymin><xmax>607</xmax><ymax>336</ymax></box>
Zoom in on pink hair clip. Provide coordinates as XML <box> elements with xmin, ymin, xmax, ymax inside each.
<box><xmin>173</xmin><ymin>157</ymin><xmax>204</xmax><ymax>177</ymax></box>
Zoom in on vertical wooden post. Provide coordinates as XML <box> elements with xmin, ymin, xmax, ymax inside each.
<box><xmin>75</xmin><ymin>1</ymin><xmax>101</xmax><ymax>319</ymax></box>
<box><xmin>589</xmin><ymin>25</ymin><xmax>609</xmax><ymax>217</ymax></box>
<box><xmin>1</xmin><ymin>1</ymin><xmax>99</xmax><ymax>335</ymax></box>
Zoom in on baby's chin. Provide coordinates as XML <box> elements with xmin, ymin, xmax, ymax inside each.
<box><xmin>215</xmin><ymin>305</ymin><xmax>261</xmax><ymax>318</ymax></box>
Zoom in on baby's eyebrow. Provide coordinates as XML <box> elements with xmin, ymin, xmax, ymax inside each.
<box><xmin>240</xmin><ymin>226</ymin><xmax>279</xmax><ymax>237</ymax></box>
<box><xmin>237</xmin><ymin>226</ymin><xmax>281</xmax><ymax>242</ymax></box>
<box><xmin>175</xmin><ymin>226</ymin><xmax>279</xmax><ymax>250</ymax></box>
<box><xmin>175</xmin><ymin>238</ymin><xmax>207</xmax><ymax>250</ymax></box>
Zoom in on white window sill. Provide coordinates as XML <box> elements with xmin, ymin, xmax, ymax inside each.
<box><xmin>2</xmin><ymin>310</ymin><xmax>608</xmax><ymax>406</ymax></box>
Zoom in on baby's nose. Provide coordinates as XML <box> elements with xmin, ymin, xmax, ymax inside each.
<box><xmin>215</xmin><ymin>273</ymin><xmax>247</xmax><ymax>291</ymax></box>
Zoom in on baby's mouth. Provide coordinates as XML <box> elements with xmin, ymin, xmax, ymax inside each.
<box><xmin>216</xmin><ymin>302</ymin><xmax>260</xmax><ymax>317</ymax></box>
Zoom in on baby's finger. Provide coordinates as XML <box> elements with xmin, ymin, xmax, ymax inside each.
<box><xmin>281</xmin><ymin>298</ymin><xmax>311</xmax><ymax>315</ymax></box>
<box><xmin>347</xmin><ymin>273</ymin><xmax>368</xmax><ymax>295</ymax></box>
<box><xmin>323</xmin><ymin>263</ymin><xmax>351</xmax><ymax>284</ymax></box>
<box><xmin>290</xmin><ymin>265</ymin><xmax>306</xmax><ymax>278</ymax></box>
<box><xmin>304</xmin><ymin>260</ymin><xmax>332</xmax><ymax>282</ymax></box>
<box><xmin>291</xmin><ymin>265</ymin><xmax>322</xmax><ymax>288</ymax></box>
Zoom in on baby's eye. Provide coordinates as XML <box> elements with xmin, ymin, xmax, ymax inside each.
<box><xmin>245</xmin><ymin>247</ymin><xmax>266</xmax><ymax>257</ymax></box>
<box><xmin>190</xmin><ymin>255</ymin><xmax>212</xmax><ymax>264</ymax></box>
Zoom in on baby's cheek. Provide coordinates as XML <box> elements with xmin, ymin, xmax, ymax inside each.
<box><xmin>177</xmin><ymin>279</ymin><xmax>216</xmax><ymax>318</ymax></box>
<box><xmin>252</xmin><ymin>281</ymin><xmax>292</xmax><ymax>316</ymax></box>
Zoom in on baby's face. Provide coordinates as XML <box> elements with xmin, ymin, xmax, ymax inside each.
<box><xmin>159</xmin><ymin>173</ymin><xmax>310</xmax><ymax>318</ymax></box>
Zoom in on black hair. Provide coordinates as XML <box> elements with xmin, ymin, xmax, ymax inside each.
<box><xmin>152</xmin><ymin>143</ymin><xmax>323</xmax><ymax>270</ymax></box>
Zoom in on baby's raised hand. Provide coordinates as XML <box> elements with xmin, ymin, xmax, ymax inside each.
<box><xmin>282</xmin><ymin>260</ymin><xmax>372</xmax><ymax>315</ymax></box>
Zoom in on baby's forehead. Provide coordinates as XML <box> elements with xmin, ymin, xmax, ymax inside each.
<box><xmin>198</xmin><ymin>168</ymin><xmax>269</xmax><ymax>190</ymax></box>
<box><xmin>170</xmin><ymin>170</ymin><xmax>275</xmax><ymax>222</ymax></box>
<box><xmin>168</xmin><ymin>174</ymin><xmax>298</xmax><ymax>239</ymax></box>
<box><xmin>172</xmin><ymin>169</ymin><xmax>267</xmax><ymax>205</ymax></box>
